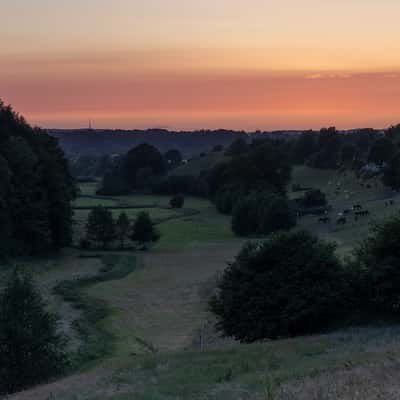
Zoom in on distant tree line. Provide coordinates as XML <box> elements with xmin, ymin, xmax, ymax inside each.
<box><xmin>0</xmin><ymin>101</ymin><xmax>75</xmax><ymax>256</ymax></box>
<box><xmin>289</xmin><ymin>126</ymin><xmax>400</xmax><ymax>189</ymax></box>
<box><xmin>96</xmin><ymin>143</ymin><xmax>208</xmax><ymax>197</ymax></box>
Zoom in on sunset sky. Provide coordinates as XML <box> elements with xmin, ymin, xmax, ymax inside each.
<box><xmin>2</xmin><ymin>0</ymin><xmax>400</xmax><ymax>130</ymax></box>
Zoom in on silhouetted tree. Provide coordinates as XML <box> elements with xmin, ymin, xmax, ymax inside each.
<box><xmin>210</xmin><ymin>231</ymin><xmax>347</xmax><ymax>341</ymax></box>
<box><xmin>226</xmin><ymin>138</ymin><xmax>248</xmax><ymax>156</ymax></box>
<box><xmin>354</xmin><ymin>216</ymin><xmax>400</xmax><ymax>314</ymax></box>
<box><xmin>86</xmin><ymin>206</ymin><xmax>116</xmax><ymax>249</ymax></box>
<box><xmin>123</xmin><ymin>143</ymin><xmax>166</xmax><ymax>189</ymax></box>
<box><xmin>0</xmin><ymin>269</ymin><xmax>68</xmax><ymax>395</ymax></box>
<box><xmin>368</xmin><ymin>137</ymin><xmax>395</xmax><ymax>165</ymax></box>
<box><xmin>340</xmin><ymin>144</ymin><xmax>356</xmax><ymax>165</ymax></box>
<box><xmin>0</xmin><ymin>101</ymin><xmax>75</xmax><ymax>255</ymax></box>
<box><xmin>291</xmin><ymin>131</ymin><xmax>317</xmax><ymax>164</ymax></box>
<box><xmin>300</xmin><ymin>189</ymin><xmax>327</xmax><ymax>208</ymax></box>
<box><xmin>232</xmin><ymin>192</ymin><xmax>295</xmax><ymax>236</ymax></box>
<box><xmin>130</xmin><ymin>212</ymin><xmax>160</xmax><ymax>249</ymax></box>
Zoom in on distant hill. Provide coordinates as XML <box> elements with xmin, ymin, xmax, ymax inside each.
<box><xmin>49</xmin><ymin>129</ymin><xmax>246</xmax><ymax>158</ymax></box>
<box><xmin>49</xmin><ymin>128</ymin><xmax>385</xmax><ymax>159</ymax></box>
<box><xmin>48</xmin><ymin>128</ymin><xmax>304</xmax><ymax>158</ymax></box>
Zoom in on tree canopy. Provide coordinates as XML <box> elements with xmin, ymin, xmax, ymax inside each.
<box><xmin>0</xmin><ymin>269</ymin><xmax>67</xmax><ymax>394</ymax></box>
<box><xmin>0</xmin><ymin>101</ymin><xmax>75</xmax><ymax>255</ymax></box>
<box><xmin>210</xmin><ymin>231</ymin><xmax>347</xmax><ymax>341</ymax></box>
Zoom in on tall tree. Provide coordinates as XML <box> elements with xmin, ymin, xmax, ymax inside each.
<box><xmin>123</xmin><ymin>143</ymin><xmax>166</xmax><ymax>189</ymax></box>
<box><xmin>0</xmin><ymin>270</ymin><xmax>68</xmax><ymax>395</ymax></box>
<box><xmin>130</xmin><ymin>212</ymin><xmax>160</xmax><ymax>249</ymax></box>
<box><xmin>0</xmin><ymin>101</ymin><xmax>75</xmax><ymax>255</ymax></box>
<box><xmin>86</xmin><ymin>206</ymin><xmax>116</xmax><ymax>249</ymax></box>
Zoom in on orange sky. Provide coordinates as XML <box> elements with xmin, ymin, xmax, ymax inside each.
<box><xmin>2</xmin><ymin>1</ymin><xmax>400</xmax><ymax>130</ymax></box>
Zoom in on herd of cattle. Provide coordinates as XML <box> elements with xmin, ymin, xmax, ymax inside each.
<box><xmin>316</xmin><ymin>199</ymin><xmax>396</xmax><ymax>225</ymax></box>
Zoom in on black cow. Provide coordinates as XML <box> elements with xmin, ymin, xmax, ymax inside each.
<box><xmin>337</xmin><ymin>217</ymin><xmax>347</xmax><ymax>225</ymax></box>
<box><xmin>356</xmin><ymin>210</ymin><xmax>370</xmax><ymax>217</ymax></box>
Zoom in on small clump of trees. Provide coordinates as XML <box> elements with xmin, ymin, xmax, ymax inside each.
<box><xmin>84</xmin><ymin>207</ymin><xmax>160</xmax><ymax>250</ymax></box>
<box><xmin>98</xmin><ymin>144</ymin><xmax>184</xmax><ymax>195</ymax></box>
<box><xmin>0</xmin><ymin>270</ymin><xmax>68</xmax><ymax>395</ymax></box>
<box><xmin>207</xmin><ymin>139</ymin><xmax>295</xmax><ymax>236</ymax></box>
<box><xmin>211</xmin><ymin>216</ymin><xmax>400</xmax><ymax>342</ymax></box>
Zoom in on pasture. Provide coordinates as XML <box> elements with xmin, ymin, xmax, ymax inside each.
<box><xmin>292</xmin><ymin>166</ymin><xmax>400</xmax><ymax>256</ymax></box>
<box><xmin>6</xmin><ymin>168</ymin><xmax>400</xmax><ymax>399</ymax></box>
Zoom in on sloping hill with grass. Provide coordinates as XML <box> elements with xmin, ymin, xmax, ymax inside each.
<box><xmin>7</xmin><ymin>170</ymin><xmax>400</xmax><ymax>400</ymax></box>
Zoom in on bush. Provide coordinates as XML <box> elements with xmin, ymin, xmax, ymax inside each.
<box><xmin>210</xmin><ymin>231</ymin><xmax>347</xmax><ymax>341</ymax></box>
<box><xmin>354</xmin><ymin>216</ymin><xmax>400</xmax><ymax>314</ymax></box>
<box><xmin>231</xmin><ymin>192</ymin><xmax>295</xmax><ymax>236</ymax></box>
<box><xmin>0</xmin><ymin>270</ymin><xmax>68</xmax><ymax>394</ymax></box>
<box><xmin>300</xmin><ymin>189</ymin><xmax>327</xmax><ymax>208</ymax></box>
<box><xmin>170</xmin><ymin>194</ymin><xmax>185</xmax><ymax>209</ymax></box>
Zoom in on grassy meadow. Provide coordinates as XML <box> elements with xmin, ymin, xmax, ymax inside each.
<box><xmin>6</xmin><ymin>167</ymin><xmax>400</xmax><ymax>399</ymax></box>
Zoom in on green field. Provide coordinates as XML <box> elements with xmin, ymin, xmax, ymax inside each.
<box><xmin>6</xmin><ymin>168</ymin><xmax>400</xmax><ymax>399</ymax></box>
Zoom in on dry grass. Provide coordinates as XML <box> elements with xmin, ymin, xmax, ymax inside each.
<box><xmin>278</xmin><ymin>359</ymin><xmax>400</xmax><ymax>400</ymax></box>
<box><xmin>87</xmin><ymin>242</ymin><xmax>240</xmax><ymax>356</ymax></box>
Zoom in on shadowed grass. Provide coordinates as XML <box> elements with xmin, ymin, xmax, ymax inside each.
<box><xmin>53</xmin><ymin>254</ymin><xmax>137</xmax><ymax>369</ymax></box>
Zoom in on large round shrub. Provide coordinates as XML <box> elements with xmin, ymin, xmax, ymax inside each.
<box><xmin>210</xmin><ymin>231</ymin><xmax>347</xmax><ymax>341</ymax></box>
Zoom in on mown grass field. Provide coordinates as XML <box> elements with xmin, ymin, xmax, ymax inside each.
<box><xmin>7</xmin><ymin>167</ymin><xmax>400</xmax><ymax>400</ymax></box>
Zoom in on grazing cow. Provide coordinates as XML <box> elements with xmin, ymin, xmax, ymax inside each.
<box><xmin>390</xmin><ymin>199</ymin><xmax>395</xmax><ymax>206</ymax></box>
<box><xmin>343</xmin><ymin>209</ymin><xmax>352</xmax><ymax>215</ymax></box>
<box><xmin>337</xmin><ymin>217</ymin><xmax>347</xmax><ymax>225</ymax></box>
<box><xmin>355</xmin><ymin>210</ymin><xmax>370</xmax><ymax>217</ymax></box>
<box><xmin>353</xmin><ymin>204</ymin><xmax>362</xmax><ymax>210</ymax></box>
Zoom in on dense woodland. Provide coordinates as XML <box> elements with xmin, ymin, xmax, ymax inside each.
<box><xmin>0</xmin><ymin>102</ymin><xmax>76</xmax><ymax>256</ymax></box>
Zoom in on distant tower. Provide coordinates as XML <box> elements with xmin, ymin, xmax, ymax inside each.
<box><xmin>88</xmin><ymin>119</ymin><xmax>93</xmax><ymax>130</ymax></box>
